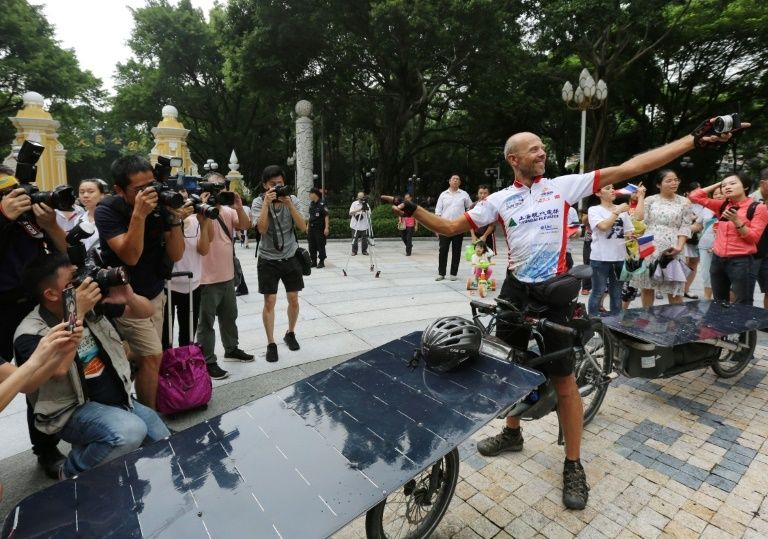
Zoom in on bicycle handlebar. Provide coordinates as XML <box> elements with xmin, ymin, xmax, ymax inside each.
<box><xmin>539</xmin><ymin>319</ymin><xmax>578</xmax><ymax>337</ymax></box>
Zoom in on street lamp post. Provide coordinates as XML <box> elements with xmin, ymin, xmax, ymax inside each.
<box><xmin>562</xmin><ymin>69</ymin><xmax>608</xmax><ymax>175</ymax></box>
<box><xmin>679</xmin><ymin>156</ymin><xmax>694</xmax><ymax>182</ymax></box>
<box><xmin>484</xmin><ymin>167</ymin><xmax>502</xmax><ymax>189</ymax></box>
<box><xmin>363</xmin><ymin>167</ymin><xmax>375</xmax><ymax>194</ymax></box>
<box><xmin>203</xmin><ymin>158</ymin><xmax>218</xmax><ymax>175</ymax></box>
<box><xmin>408</xmin><ymin>174</ymin><xmax>421</xmax><ymax>199</ymax></box>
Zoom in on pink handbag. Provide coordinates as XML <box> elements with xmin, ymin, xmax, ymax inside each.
<box><xmin>156</xmin><ymin>272</ymin><xmax>212</xmax><ymax>414</ymax></box>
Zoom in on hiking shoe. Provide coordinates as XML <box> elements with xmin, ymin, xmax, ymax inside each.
<box><xmin>207</xmin><ymin>363</ymin><xmax>229</xmax><ymax>380</ymax></box>
<box><xmin>266</xmin><ymin>343</ymin><xmax>278</xmax><ymax>363</ymax></box>
<box><xmin>562</xmin><ymin>459</ymin><xmax>589</xmax><ymax>510</ymax></box>
<box><xmin>284</xmin><ymin>331</ymin><xmax>300</xmax><ymax>351</ymax></box>
<box><xmin>225</xmin><ymin>348</ymin><xmax>255</xmax><ymax>362</ymax></box>
<box><xmin>477</xmin><ymin>427</ymin><xmax>524</xmax><ymax>456</ymax></box>
<box><xmin>435</xmin><ymin>275</ymin><xmax>445</xmax><ymax>281</ymax></box>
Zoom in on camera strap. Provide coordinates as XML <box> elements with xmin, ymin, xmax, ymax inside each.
<box><xmin>268</xmin><ymin>204</ymin><xmax>286</xmax><ymax>252</ymax></box>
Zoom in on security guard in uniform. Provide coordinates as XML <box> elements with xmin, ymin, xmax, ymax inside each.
<box><xmin>308</xmin><ymin>187</ymin><xmax>329</xmax><ymax>268</ymax></box>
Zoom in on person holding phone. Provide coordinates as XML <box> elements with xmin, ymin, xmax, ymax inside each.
<box><xmin>689</xmin><ymin>173</ymin><xmax>768</xmax><ymax>304</ymax></box>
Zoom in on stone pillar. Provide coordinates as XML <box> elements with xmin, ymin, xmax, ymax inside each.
<box><xmin>226</xmin><ymin>150</ymin><xmax>247</xmax><ymax>198</ymax></box>
<box><xmin>294</xmin><ymin>100</ymin><xmax>313</xmax><ymax>216</ymax></box>
<box><xmin>4</xmin><ymin>91</ymin><xmax>67</xmax><ymax>190</ymax></box>
<box><xmin>150</xmin><ymin>105</ymin><xmax>193</xmax><ymax>174</ymax></box>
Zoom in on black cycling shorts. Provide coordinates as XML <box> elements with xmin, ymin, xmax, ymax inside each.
<box><xmin>496</xmin><ymin>274</ymin><xmax>576</xmax><ymax>377</ymax></box>
<box><xmin>257</xmin><ymin>256</ymin><xmax>304</xmax><ymax>295</ymax></box>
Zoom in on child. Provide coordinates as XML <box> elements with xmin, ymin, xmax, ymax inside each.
<box><xmin>471</xmin><ymin>240</ymin><xmax>494</xmax><ymax>280</ymax></box>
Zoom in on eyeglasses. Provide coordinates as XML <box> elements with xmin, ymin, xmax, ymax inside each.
<box><xmin>126</xmin><ymin>181</ymin><xmax>154</xmax><ymax>194</ymax></box>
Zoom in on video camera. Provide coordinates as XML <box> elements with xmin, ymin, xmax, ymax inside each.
<box><xmin>8</xmin><ymin>140</ymin><xmax>76</xmax><ymax>211</ymax></box>
<box><xmin>358</xmin><ymin>195</ymin><xmax>370</xmax><ymax>212</ymax></box>
<box><xmin>199</xmin><ymin>180</ymin><xmax>235</xmax><ymax>206</ymax></box>
<box><xmin>150</xmin><ymin>155</ymin><xmax>185</xmax><ymax>210</ymax></box>
<box><xmin>66</xmin><ymin>222</ymin><xmax>129</xmax><ymax>296</ymax></box>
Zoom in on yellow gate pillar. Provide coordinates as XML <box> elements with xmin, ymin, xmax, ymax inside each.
<box><xmin>150</xmin><ymin>105</ymin><xmax>195</xmax><ymax>175</ymax></box>
<box><xmin>4</xmin><ymin>91</ymin><xmax>68</xmax><ymax>189</ymax></box>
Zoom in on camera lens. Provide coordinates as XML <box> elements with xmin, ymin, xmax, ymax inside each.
<box><xmin>95</xmin><ymin>266</ymin><xmax>129</xmax><ymax>290</ymax></box>
<box><xmin>158</xmin><ymin>190</ymin><xmax>184</xmax><ymax>209</ymax></box>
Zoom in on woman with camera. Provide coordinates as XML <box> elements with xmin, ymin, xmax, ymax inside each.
<box><xmin>689</xmin><ymin>173</ymin><xmax>768</xmax><ymax>304</ymax></box>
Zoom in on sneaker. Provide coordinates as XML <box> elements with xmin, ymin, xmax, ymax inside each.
<box><xmin>449</xmin><ymin>275</ymin><xmax>458</xmax><ymax>281</ymax></box>
<box><xmin>37</xmin><ymin>448</ymin><xmax>67</xmax><ymax>480</ymax></box>
<box><xmin>224</xmin><ymin>348</ymin><xmax>255</xmax><ymax>362</ymax></box>
<box><xmin>207</xmin><ymin>362</ymin><xmax>229</xmax><ymax>380</ymax></box>
<box><xmin>317</xmin><ymin>261</ymin><xmax>325</xmax><ymax>268</ymax></box>
<box><xmin>476</xmin><ymin>427</ymin><xmax>524</xmax><ymax>456</ymax></box>
<box><xmin>562</xmin><ymin>459</ymin><xmax>590</xmax><ymax>510</ymax></box>
<box><xmin>284</xmin><ymin>331</ymin><xmax>300</xmax><ymax>351</ymax></box>
<box><xmin>435</xmin><ymin>275</ymin><xmax>445</xmax><ymax>281</ymax></box>
<box><xmin>266</xmin><ymin>343</ymin><xmax>278</xmax><ymax>363</ymax></box>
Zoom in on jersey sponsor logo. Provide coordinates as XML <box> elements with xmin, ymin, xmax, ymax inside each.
<box><xmin>503</xmin><ymin>193</ymin><xmax>525</xmax><ymax>209</ymax></box>
<box><xmin>539</xmin><ymin>224</ymin><xmax>559</xmax><ymax>233</ymax></box>
<box><xmin>507</xmin><ymin>216</ymin><xmax>518</xmax><ymax>228</ymax></box>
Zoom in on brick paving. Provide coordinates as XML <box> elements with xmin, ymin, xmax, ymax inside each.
<box><xmin>334</xmin><ymin>353</ymin><xmax>768</xmax><ymax>538</ymax></box>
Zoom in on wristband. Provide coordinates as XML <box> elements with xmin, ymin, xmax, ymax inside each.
<box><xmin>392</xmin><ymin>196</ymin><xmax>418</xmax><ymax>217</ymax></box>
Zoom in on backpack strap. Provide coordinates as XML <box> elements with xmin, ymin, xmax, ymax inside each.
<box><xmin>747</xmin><ymin>200</ymin><xmax>760</xmax><ymax>221</ymax></box>
<box><xmin>719</xmin><ymin>200</ymin><xmax>729</xmax><ymax>215</ymax></box>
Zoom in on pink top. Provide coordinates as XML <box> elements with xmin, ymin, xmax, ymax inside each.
<box><xmin>689</xmin><ymin>189</ymin><xmax>768</xmax><ymax>257</ymax></box>
<box><xmin>400</xmin><ymin>216</ymin><xmax>416</xmax><ymax>228</ymax></box>
<box><xmin>201</xmin><ymin>206</ymin><xmax>239</xmax><ymax>285</ymax></box>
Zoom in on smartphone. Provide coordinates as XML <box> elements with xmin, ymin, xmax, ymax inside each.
<box><xmin>62</xmin><ymin>285</ymin><xmax>77</xmax><ymax>333</ymax></box>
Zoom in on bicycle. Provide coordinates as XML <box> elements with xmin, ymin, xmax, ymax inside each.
<box><xmin>468</xmin><ymin>268</ymin><xmax>616</xmax><ymax>426</ymax></box>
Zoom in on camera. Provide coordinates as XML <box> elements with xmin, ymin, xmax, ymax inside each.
<box><xmin>189</xmin><ymin>193</ymin><xmax>219</xmax><ymax>219</ymax></box>
<box><xmin>199</xmin><ymin>181</ymin><xmax>235</xmax><ymax>206</ymax></box>
<box><xmin>272</xmin><ymin>185</ymin><xmax>291</xmax><ymax>198</ymax></box>
<box><xmin>713</xmin><ymin>113</ymin><xmax>741</xmax><ymax>134</ymax></box>
<box><xmin>14</xmin><ymin>140</ymin><xmax>76</xmax><ymax>211</ymax></box>
<box><xmin>150</xmin><ymin>155</ymin><xmax>185</xmax><ymax>209</ymax></box>
<box><xmin>66</xmin><ymin>222</ymin><xmax>129</xmax><ymax>295</ymax></box>
<box><xmin>359</xmin><ymin>196</ymin><xmax>370</xmax><ymax>211</ymax></box>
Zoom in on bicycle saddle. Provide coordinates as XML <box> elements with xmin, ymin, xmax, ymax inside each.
<box><xmin>567</xmin><ymin>264</ymin><xmax>592</xmax><ymax>281</ymax></box>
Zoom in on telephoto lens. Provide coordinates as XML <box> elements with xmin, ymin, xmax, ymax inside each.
<box><xmin>26</xmin><ymin>184</ymin><xmax>76</xmax><ymax>211</ymax></box>
<box><xmin>189</xmin><ymin>194</ymin><xmax>219</xmax><ymax>219</ymax></box>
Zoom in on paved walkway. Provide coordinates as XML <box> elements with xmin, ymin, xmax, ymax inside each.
<box><xmin>2</xmin><ymin>237</ymin><xmax>767</xmax><ymax>538</ymax></box>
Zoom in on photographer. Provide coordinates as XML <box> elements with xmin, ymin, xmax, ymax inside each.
<box><xmin>349</xmin><ymin>191</ymin><xmax>370</xmax><ymax>256</ymax></box>
<box><xmin>1</xmin><ymin>165</ymin><xmax>69</xmax><ymax>478</ymax></box>
<box><xmin>252</xmin><ymin>165</ymin><xmax>307</xmax><ymax>363</ymax></box>
<box><xmin>14</xmin><ymin>252</ymin><xmax>167</xmax><ymax>479</ymax></box>
<box><xmin>198</xmin><ymin>173</ymin><xmax>254</xmax><ymax>380</ymax></box>
<box><xmin>94</xmin><ymin>155</ymin><xmax>186</xmax><ymax>409</ymax></box>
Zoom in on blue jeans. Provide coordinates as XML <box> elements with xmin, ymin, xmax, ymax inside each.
<box><xmin>589</xmin><ymin>260</ymin><xmax>624</xmax><ymax>315</ymax></box>
<box><xmin>59</xmin><ymin>399</ymin><xmax>170</xmax><ymax>477</ymax></box>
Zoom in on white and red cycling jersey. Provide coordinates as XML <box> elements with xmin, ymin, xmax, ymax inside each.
<box><xmin>464</xmin><ymin>171</ymin><xmax>600</xmax><ymax>283</ymax></box>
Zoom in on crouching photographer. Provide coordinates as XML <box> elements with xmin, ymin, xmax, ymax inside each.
<box><xmin>252</xmin><ymin>165</ymin><xmax>307</xmax><ymax>363</ymax></box>
<box><xmin>95</xmin><ymin>155</ymin><xmax>187</xmax><ymax>409</ymax></box>
<box><xmin>13</xmin><ymin>252</ymin><xmax>168</xmax><ymax>480</ymax></box>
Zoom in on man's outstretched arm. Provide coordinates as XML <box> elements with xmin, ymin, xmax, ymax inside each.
<box><xmin>599</xmin><ymin>119</ymin><xmax>749</xmax><ymax>187</ymax></box>
<box><xmin>381</xmin><ymin>196</ymin><xmax>472</xmax><ymax>236</ymax></box>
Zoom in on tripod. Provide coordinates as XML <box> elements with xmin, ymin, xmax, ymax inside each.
<box><xmin>343</xmin><ymin>207</ymin><xmax>381</xmax><ymax>277</ymax></box>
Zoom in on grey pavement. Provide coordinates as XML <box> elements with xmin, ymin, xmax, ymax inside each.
<box><xmin>2</xmin><ymin>237</ymin><xmax>768</xmax><ymax>538</ymax></box>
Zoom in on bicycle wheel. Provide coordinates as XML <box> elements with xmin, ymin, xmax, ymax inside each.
<box><xmin>711</xmin><ymin>330</ymin><xmax>756</xmax><ymax>378</ymax></box>
<box><xmin>575</xmin><ymin>319</ymin><xmax>612</xmax><ymax>425</ymax></box>
<box><xmin>365</xmin><ymin>448</ymin><xmax>460</xmax><ymax>539</ymax></box>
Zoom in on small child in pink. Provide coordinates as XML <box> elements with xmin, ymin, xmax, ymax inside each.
<box><xmin>471</xmin><ymin>240</ymin><xmax>494</xmax><ymax>279</ymax></box>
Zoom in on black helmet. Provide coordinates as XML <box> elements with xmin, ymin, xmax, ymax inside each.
<box><xmin>421</xmin><ymin>316</ymin><xmax>482</xmax><ymax>372</ymax></box>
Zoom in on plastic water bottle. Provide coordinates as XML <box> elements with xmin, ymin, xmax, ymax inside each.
<box><xmin>525</xmin><ymin>390</ymin><xmax>540</xmax><ymax>404</ymax></box>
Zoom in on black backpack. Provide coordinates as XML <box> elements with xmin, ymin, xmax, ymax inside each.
<box><xmin>719</xmin><ymin>200</ymin><xmax>768</xmax><ymax>258</ymax></box>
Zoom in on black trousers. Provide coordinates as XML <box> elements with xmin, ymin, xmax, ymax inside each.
<box><xmin>162</xmin><ymin>287</ymin><xmax>202</xmax><ymax>348</ymax></box>
<box><xmin>438</xmin><ymin>234</ymin><xmax>464</xmax><ymax>276</ymax></box>
<box><xmin>308</xmin><ymin>226</ymin><xmax>327</xmax><ymax>263</ymax></box>
<box><xmin>581</xmin><ymin>240</ymin><xmax>592</xmax><ymax>290</ymax></box>
<box><xmin>352</xmin><ymin>230</ymin><xmax>369</xmax><ymax>254</ymax></box>
<box><xmin>401</xmin><ymin>226</ymin><xmax>414</xmax><ymax>254</ymax></box>
<box><xmin>711</xmin><ymin>254</ymin><xmax>755</xmax><ymax>305</ymax></box>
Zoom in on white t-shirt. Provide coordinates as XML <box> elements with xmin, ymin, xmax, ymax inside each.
<box><xmin>588</xmin><ymin>205</ymin><xmax>633</xmax><ymax>261</ymax></box>
<box><xmin>465</xmin><ymin>171</ymin><xmax>599</xmax><ymax>283</ymax></box>
<box><xmin>349</xmin><ymin>200</ymin><xmax>370</xmax><ymax>231</ymax></box>
<box><xmin>170</xmin><ymin>216</ymin><xmax>204</xmax><ymax>293</ymax></box>
<box><xmin>56</xmin><ymin>206</ymin><xmax>85</xmax><ymax>233</ymax></box>
<box><xmin>73</xmin><ymin>211</ymin><xmax>100</xmax><ymax>253</ymax></box>
<box><xmin>471</xmin><ymin>250</ymin><xmax>494</xmax><ymax>266</ymax></box>
<box><xmin>435</xmin><ymin>189</ymin><xmax>472</xmax><ymax>220</ymax></box>
<box><xmin>697</xmin><ymin>208</ymin><xmax>717</xmax><ymax>250</ymax></box>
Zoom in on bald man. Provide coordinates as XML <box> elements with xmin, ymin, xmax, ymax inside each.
<box><xmin>384</xmin><ymin>120</ymin><xmax>744</xmax><ymax>510</ymax></box>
